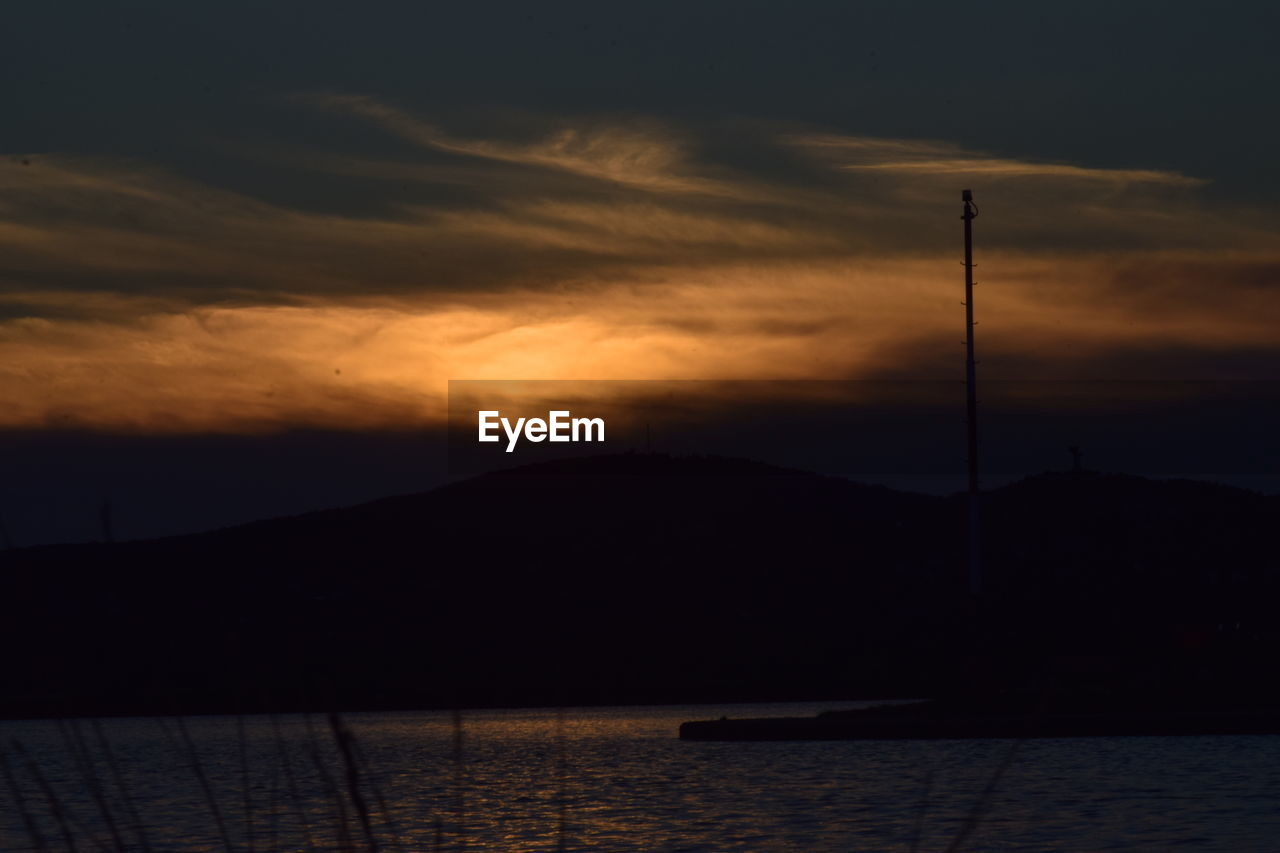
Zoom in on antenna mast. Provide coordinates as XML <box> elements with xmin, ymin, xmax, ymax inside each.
<box><xmin>962</xmin><ymin>189</ymin><xmax>981</xmax><ymax>596</ymax></box>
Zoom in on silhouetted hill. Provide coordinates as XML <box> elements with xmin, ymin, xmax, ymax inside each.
<box><xmin>1</xmin><ymin>454</ymin><xmax>1276</xmax><ymax>717</ymax></box>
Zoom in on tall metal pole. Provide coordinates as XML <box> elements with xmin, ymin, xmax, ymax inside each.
<box><xmin>962</xmin><ymin>189</ymin><xmax>981</xmax><ymax>597</ymax></box>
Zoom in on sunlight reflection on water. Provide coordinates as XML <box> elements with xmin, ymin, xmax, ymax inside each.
<box><xmin>3</xmin><ymin>702</ymin><xmax>1279</xmax><ymax>851</ymax></box>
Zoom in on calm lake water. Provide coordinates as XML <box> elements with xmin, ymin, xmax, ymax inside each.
<box><xmin>3</xmin><ymin>701</ymin><xmax>1279</xmax><ymax>851</ymax></box>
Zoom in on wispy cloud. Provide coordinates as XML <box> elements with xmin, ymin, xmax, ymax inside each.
<box><xmin>307</xmin><ymin>93</ymin><xmax>762</xmax><ymax>199</ymax></box>
<box><xmin>1</xmin><ymin>103</ymin><xmax>1276</xmax><ymax>433</ymax></box>
<box><xmin>790</xmin><ymin>134</ymin><xmax>1207</xmax><ymax>186</ymax></box>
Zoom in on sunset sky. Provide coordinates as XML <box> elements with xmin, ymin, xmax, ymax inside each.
<box><xmin>3</xmin><ymin>1</ymin><xmax>1278</xmax><ymax>541</ymax></box>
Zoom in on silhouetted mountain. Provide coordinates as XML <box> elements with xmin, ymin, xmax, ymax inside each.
<box><xmin>1</xmin><ymin>454</ymin><xmax>1276</xmax><ymax>718</ymax></box>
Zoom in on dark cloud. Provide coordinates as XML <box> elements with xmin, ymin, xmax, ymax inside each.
<box><xmin>3</xmin><ymin>106</ymin><xmax>1268</xmax><ymax>319</ymax></box>
<box><xmin>9</xmin><ymin>2</ymin><xmax>1278</xmax><ymax>201</ymax></box>
<box><xmin>869</xmin><ymin>331</ymin><xmax>1280</xmax><ymax>382</ymax></box>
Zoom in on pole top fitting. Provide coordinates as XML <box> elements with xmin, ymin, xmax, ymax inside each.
<box><xmin>962</xmin><ymin>189</ymin><xmax>973</xmax><ymax>202</ymax></box>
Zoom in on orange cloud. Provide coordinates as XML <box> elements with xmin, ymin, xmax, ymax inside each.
<box><xmin>2</xmin><ymin>106</ymin><xmax>1276</xmax><ymax>433</ymax></box>
<box><xmin>2</xmin><ymin>251</ymin><xmax>1276</xmax><ymax>432</ymax></box>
